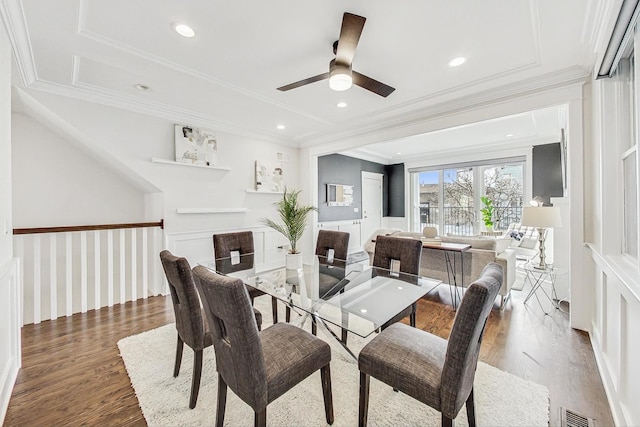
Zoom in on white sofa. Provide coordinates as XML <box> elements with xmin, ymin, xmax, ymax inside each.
<box><xmin>364</xmin><ymin>229</ymin><xmax>516</xmax><ymax>308</ymax></box>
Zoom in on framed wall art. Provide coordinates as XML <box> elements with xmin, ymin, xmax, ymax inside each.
<box><xmin>255</xmin><ymin>160</ymin><xmax>285</xmax><ymax>192</ymax></box>
<box><xmin>174</xmin><ymin>124</ymin><xmax>218</xmax><ymax>167</ymax></box>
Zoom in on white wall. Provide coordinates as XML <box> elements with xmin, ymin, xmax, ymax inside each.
<box><xmin>586</xmin><ymin>75</ymin><xmax>640</xmax><ymax>426</ymax></box>
<box><xmin>0</xmin><ymin>24</ymin><xmax>21</xmax><ymax>425</ymax></box>
<box><xmin>16</xmin><ymin>89</ymin><xmax>299</xmax><ymax>234</ymax></box>
<box><xmin>11</xmin><ymin>113</ymin><xmax>147</xmax><ymax>227</ymax></box>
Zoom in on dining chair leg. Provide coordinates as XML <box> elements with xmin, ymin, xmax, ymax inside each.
<box><xmin>216</xmin><ymin>373</ymin><xmax>228</xmax><ymax>427</ymax></box>
<box><xmin>312</xmin><ymin>321</ymin><xmax>317</xmax><ymax>336</ymax></box>
<box><xmin>358</xmin><ymin>372</ymin><xmax>370</xmax><ymax>427</ymax></box>
<box><xmin>254</xmin><ymin>408</ymin><xmax>267</xmax><ymax>427</ymax></box>
<box><xmin>320</xmin><ymin>364</ymin><xmax>334</xmax><ymax>424</ymax></box>
<box><xmin>442</xmin><ymin>413</ymin><xmax>454</xmax><ymax>427</ymax></box>
<box><xmin>410</xmin><ymin>303</ymin><xmax>417</xmax><ymax>327</ymax></box>
<box><xmin>173</xmin><ymin>335</ymin><xmax>184</xmax><ymax>377</ymax></box>
<box><xmin>466</xmin><ymin>388</ymin><xmax>476</xmax><ymax>427</ymax></box>
<box><xmin>271</xmin><ymin>296</ymin><xmax>278</xmax><ymax>324</ymax></box>
<box><xmin>189</xmin><ymin>349</ymin><xmax>203</xmax><ymax>409</ymax></box>
<box><xmin>285</xmin><ymin>306</ymin><xmax>291</xmax><ymax>323</ymax></box>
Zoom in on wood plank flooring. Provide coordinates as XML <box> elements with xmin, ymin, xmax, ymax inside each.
<box><xmin>5</xmin><ymin>285</ymin><xmax>614</xmax><ymax>426</ymax></box>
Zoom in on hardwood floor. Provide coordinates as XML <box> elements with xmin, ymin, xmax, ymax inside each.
<box><xmin>5</xmin><ymin>285</ymin><xmax>613</xmax><ymax>426</ymax></box>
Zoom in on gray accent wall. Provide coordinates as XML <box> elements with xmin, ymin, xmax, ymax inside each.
<box><xmin>317</xmin><ymin>154</ymin><xmax>405</xmax><ymax>222</ymax></box>
<box><xmin>532</xmin><ymin>142</ymin><xmax>564</xmax><ymax>205</ymax></box>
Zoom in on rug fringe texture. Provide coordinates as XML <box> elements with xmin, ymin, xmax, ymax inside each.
<box><xmin>118</xmin><ymin>297</ymin><xmax>549</xmax><ymax>426</ymax></box>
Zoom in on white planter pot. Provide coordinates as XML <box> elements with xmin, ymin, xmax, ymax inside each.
<box><xmin>286</xmin><ymin>252</ymin><xmax>303</xmax><ymax>270</ymax></box>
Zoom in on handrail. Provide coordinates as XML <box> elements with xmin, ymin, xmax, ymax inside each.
<box><xmin>13</xmin><ymin>219</ymin><xmax>164</xmax><ymax>235</ymax></box>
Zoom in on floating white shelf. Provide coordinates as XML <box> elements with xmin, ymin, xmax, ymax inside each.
<box><xmin>151</xmin><ymin>157</ymin><xmax>231</xmax><ymax>171</ymax></box>
<box><xmin>176</xmin><ymin>208</ymin><xmax>248</xmax><ymax>214</ymax></box>
<box><xmin>245</xmin><ymin>189</ymin><xmax>284</xmax><ymax>194</ymax></box>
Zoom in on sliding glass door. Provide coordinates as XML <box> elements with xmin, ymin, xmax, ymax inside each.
<box><xmin>412</xmin><ymin>159</ymin><xmax>524</xmax><ymax>236</ymax></box>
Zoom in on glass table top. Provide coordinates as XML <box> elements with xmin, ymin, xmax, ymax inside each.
<box><xmin>199</xmin><ymin>250</ymin><xmax>441</xmax><ymax>339</ymax></box>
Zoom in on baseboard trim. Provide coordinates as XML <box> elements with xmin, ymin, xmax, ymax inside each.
<box><xmin>0</xmin><ymin>355</ymin><xmax>20</xmax><ymax>425</ymax></box>
<box><xmin>589</xmin><ymin>325</ymin><xmax>625</xmax><ymax>426</ymax></box>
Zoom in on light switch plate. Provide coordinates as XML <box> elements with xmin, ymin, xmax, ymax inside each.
<box><xmin>354</xmin><ymin>207</ymin><xmax>359</xmax><ymax>212</ymax></box>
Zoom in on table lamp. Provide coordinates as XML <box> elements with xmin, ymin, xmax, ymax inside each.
<box><xmin>521</xmin><ymin>206</ymin><xmax>562</xmax><ymax>269</ymax></box>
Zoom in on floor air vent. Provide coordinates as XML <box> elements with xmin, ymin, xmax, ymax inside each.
<box><xmin>561</xmin><ymin>407</ymin><xmax>596</xmax><ymax>427</ymax></box>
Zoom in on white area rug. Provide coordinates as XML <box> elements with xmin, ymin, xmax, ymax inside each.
<box><xmin>118</xmin><ymin>298</ymin><xmax>549</xmax><ymax>426</ymax></box>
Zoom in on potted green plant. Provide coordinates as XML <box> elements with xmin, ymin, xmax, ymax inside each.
<box><xmin>261</xmin><ymin>187</ymin><xmax>317</xmax><ymax>269</ymax></box>
<box><xmin>480</xmin><ymin>196</ymin><xmax>495</xmax><ymax>231</ymax></box>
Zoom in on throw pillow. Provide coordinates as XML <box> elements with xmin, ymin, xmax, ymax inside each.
<box><xmin>495</xmin><ymin>237</ymin><xmax>511</xmax><ymax>254</ymax></box>
<box><xmin>520</xmin><ymin>237</ymin><xmax>538</xmax><ymax>249</ymax></box>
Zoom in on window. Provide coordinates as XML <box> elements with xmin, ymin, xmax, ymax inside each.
<box><xmin>411</xmin><ymin>159</ymin><xmax>525</xmax><ymax>235</ymax></box>
<box><xmin>621</xmin><ymin>52</ymin><xmax>638</xmax><ymax>259</ymax></box>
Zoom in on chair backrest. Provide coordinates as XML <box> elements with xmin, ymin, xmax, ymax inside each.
<box><xmin>213</xmin><ymin>231</ymin><xmax>254</xmax><ymax>259</ymax></box>
<box><xmin>192</xmin><ymin>265</ymin><xmax>267</xmax><ymax>411</ymax></box>
<box><xmin>315</xmin><ymin>230</ymin><xmax>350</xmax><ymax>260</ymax></box>
<box><xmin>439</xmin><ymin>262</ymin><xmax>502</xmax><ymax>418</ymax></box>
<box><xmin>159</xmin><ymin>250</ymin><xmax>207</xmax><ymax>350</ymax></box>
<box><xmin>372</xmin><ymin>235</ymin><xmax>422</xmax><ymax>275</ymax></box>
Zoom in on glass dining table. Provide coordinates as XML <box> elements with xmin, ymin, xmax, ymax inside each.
<box><xmin>199</xmin><ymin>250</ymin><xmax>441</xmax><ymax>359</ymax></box>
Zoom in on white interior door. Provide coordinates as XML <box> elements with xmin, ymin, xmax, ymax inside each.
<box><xmin>361</xmin><ymin>172</ymin><xmax>383</xmax><ymax>246</ymax></box>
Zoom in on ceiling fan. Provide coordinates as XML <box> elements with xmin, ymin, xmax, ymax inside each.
<box><xmin>277</xmin><ymin>12</ymin><xmax>395</xmax><ymax>98</ymax></box>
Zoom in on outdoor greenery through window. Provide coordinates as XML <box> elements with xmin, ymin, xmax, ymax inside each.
<box><xmin>412</xmin><ymin>160</ymin><xmax>525</xmax><ymax>236</ymax></box>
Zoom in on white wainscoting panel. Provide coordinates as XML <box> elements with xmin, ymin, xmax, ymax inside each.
<box><xmin>0</xmin><ymin>258</ymin><xmax>22</xmax><ymax>425</ymax></box>
<box><xmin>587</xmin><ymin>244</ymin><xmax>640</xmax><ymax>426</ymax></box>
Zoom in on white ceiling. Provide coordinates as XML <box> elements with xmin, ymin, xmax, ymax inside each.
<box><xmin>2</xmin><ymin>0</ymin><xmax>606</xmax><ymax>160</ymax></box>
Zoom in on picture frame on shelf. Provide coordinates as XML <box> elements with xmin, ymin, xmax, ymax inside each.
<box><xmin>255</xmin><ymin>160</ymin><xmax>285</xmax><ymax>192</ymax></box>
<box><xmin>174</xmin><ymin>124</ymin><xmax>218</xmax><ymax>167</ymax></box>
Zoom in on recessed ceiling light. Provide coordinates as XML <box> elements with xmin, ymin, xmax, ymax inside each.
<box><xmin>174</xmin><ymin>23</ymin><xmax>195</xmax><ymax>38</ymax></box>
<box><xmin>134</xmin><ymin>84</ymin><xmax>151</xmax><ymax>91</ymax></box>
<box><xmin>337</xmin><ymin>102</ymin><xmax>347</xmax><ymax>108</ymax></box>
<box><xmin>448</xmin><ymin>57</ymin><xmax>466</xmax><ymax>67</ymax></box>
<box><xmin>276</xmin><ymin>124</ymin><xmax>286</xmax><ymax>130</ymax></box>
<box><xmin>360</xmin><ymin>309</ymin><xmax>367</xmax><ymax>313</ymax></box>
<box><xmin>506</xmin><ymin>133</ymin><xmax>514</xmax><ymax>137</ymax></box>
<box><xmin>396</xmin><ymin>152</ymin><xmax>402</xmax><ymax>155</ymax></box>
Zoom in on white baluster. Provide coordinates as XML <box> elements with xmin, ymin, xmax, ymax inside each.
<box><xmin>142</xmin><ymin>228</ymin><xmax>148</xmax><ymax>299</ymax></box>
<box><xmin>107</xmin><ymin>230</ymin><xmax>114</xmax><ymax>307</ymax></box>
<box><xmin>50</xmin><ymin>234</ymin><xmax>57</xmax><ymax>320</ymax></box>
<box><xmin>131</xmin><ymin>229</ymin><xmax>137</xmax><ymax>301</ymax></box>
<box><xmin>80</xmin><ymin>231</ymin><xmax>87</xmax><ymax>313</ymax></box>
<box><xmin>120</xmin><ymin>229</ymin><xmax>125</xmax><ymax>304</ymax></box>
<box><xmin>15</xmin><ymin>236</ymin><xmax>25</xmax><ymax>324</ymax></box>
<box><xmin>66</xmin><ymin>233</ymin><xmax>72</xmax><ymax>316</ymax></box>
<box><xmin>94</xmin><ymin>230</ymin><xmax>101</xmax><ymax>310</ymax></box>
<box><xmin>33</xmin><ymin>234</ymin><xmax>41</xmax><ymax>324</ymax></box>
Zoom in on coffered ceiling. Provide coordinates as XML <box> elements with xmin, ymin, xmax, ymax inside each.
<box><xmin>2</xmin><ymin>0</ymin><xmax>607</xmax><ymax>157</ymax></box>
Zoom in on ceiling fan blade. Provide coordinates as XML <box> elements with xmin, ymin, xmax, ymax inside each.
<box><xmin>335</xmin><ymin>13</ymin><xmax>366</xmax><ymax>66</ymax></box>
<box><xmin>352</xmin><ymin>71</ymin><xmax>395</xmax><ymax>97</ymax></box>
<box><xmin>277</xmin><ymin>72</ymin><xmax>330</xmax><ymax>91</ymax></box>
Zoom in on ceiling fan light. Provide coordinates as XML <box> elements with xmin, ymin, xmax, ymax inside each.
<box><xmin>329</xmin><ymin>65</ymin><xmax>352</xmax><ymax>91</ymax></box>
<box><xmin>329</xmin><ymin>74</ymin><xmax>352</xmax><ymax>91</ymax></box>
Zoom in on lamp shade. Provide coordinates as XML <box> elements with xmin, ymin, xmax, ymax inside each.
<box><xmin>521</xmin><ymin>206</ymin><xmax>562</xmax><ymax>228</ymax></box>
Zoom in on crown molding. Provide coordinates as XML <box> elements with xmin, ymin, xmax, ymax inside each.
<box><xmin>298</xmin><ymin>66</ymin><xmax>589</xmax><ymax>148</ymax></box>
<box><xmin>27</xmin><ymin>77</ymin><xmax>298</xmax><ymax>147</ymax></box>
<box><xmin>0</xmin><ymin>0</ymin><xmax>36</xmax><ymax>85</ymax></box>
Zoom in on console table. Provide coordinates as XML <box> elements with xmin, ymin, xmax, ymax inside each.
<box><xmin>422</xmin><ymin>241</ymin><xmax>471</xmax><ymax>308</ymax></box>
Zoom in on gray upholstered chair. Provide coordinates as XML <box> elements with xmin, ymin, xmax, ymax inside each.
<box><xmin>213</xmin><ymin>231</ymin><xmax>280</xmax><ymax>324</ymax></box>
<box><xmin>372</xmin><ymin>235</ymin><xmax>422</xmax><ymax>328</ymax></box>
<box><xmin>358</xmin><ymin>263</ymin><xmax>502</xmax><ymax>427</ymax></box>
<box><xmin>159</xmin><ymin>250</ymin><xmax>263</xmax><ymax>409</ymax></box>
<box><xmin>315</xmin><ymin>229</ymin><xmax>350</xmax><ymax>261</ymax></box>
<box><xmin>192</xmin><ymin>266</ymin><xmax>334</xmax><ymax>427</ymax></box>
